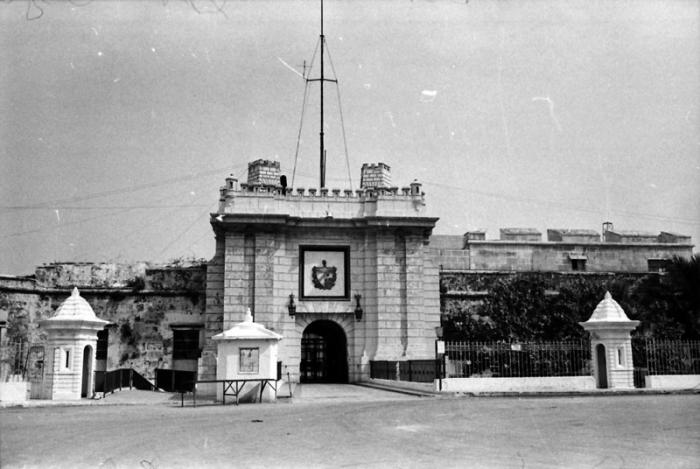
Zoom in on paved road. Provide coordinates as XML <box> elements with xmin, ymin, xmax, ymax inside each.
<box><xmin>1</xmin><ymin>387</ymin><xmax>698</xmax><ymax>468</ymax></box>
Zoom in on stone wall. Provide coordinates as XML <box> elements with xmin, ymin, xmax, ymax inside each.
<box><xmin>0</xmin><ymin>263</ymin><xmax>206</xmax><ymax>381</ymax></box>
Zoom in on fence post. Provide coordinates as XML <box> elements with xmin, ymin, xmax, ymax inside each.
<box><xmin>435</xmin><ymin>340</ymin><xmax>442</xmax><ymax>391</ymax></box>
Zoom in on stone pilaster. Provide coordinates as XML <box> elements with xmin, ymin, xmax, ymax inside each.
<box><xmin>198</xmin><ymin>234</ymin><xmax>225</xmax><ymax>381</ymax></box>
<box><xmin>253</xmin><ymin>233</ymin><xmax>276</xmax><ymax>328</ymax></box>
<box><xmin>404</xmin><ymin>234</ymin><xmax>430</xmax><ymax>358</ymax></box>
<box><xmin>420</xmin><ymin>247</ymin><xmax>442</xmax><ymax>355</ymax></box>
<box><xmin>373</xmin><ymin>231</ymin><xmax>404</xmax><ymax>360</ymax></box>
<box><xmin>222</xmin><ymin>233</ymin><xmax>253</xmax><ymax>329</ymax></box>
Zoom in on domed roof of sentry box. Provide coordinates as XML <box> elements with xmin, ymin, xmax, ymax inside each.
<box><xmin>212</xmin><ymin>309</ymin><xmax>283</xmax><ymax>341</ymax></box>
<box><xmin>42</xmin><ymin>287</ymin><xmax>108</xmax><ymax>328</ymax></box>
<box><xmin>586</xmin><ymin>291</ymin><xmax>632</xmax><ymax>322</ymax></box>
<box><xmin>580</xmin><ymin>291</ymin><xmax>639</xmax><ymax>332</ymax></box>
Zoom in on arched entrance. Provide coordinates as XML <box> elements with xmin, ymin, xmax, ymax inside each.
<box><xmin>596</xmin><ymin>344</ymin><xmax>608</xmax><ymax>389</ymax></box>
<box><xmin>300</xmin><ymin>320</ymin><xmax>348</xmax><ymax>383</ymax></box>
<box><xmin>81</xmin><ymin>345</ymin><xmax>93</xmax><ymax>398</ymax></box>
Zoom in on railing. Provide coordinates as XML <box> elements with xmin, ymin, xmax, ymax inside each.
<box><xmin>94</xmin><ymin>368</ymin><xmax>156</xmax><ymax>397</ymax></box>
<box><xmin>370</xmin><ymin>360</ymin><xmax>437</xmax><ymax>382</ymax></box>
<box><xmin>155</xmin><ymin>368</ymin><xmax>197</xmax><ymax>392</ymax></box>
<box><xmin>370</xmin><ymin>361</ymin><xmax>397</xmax><ymax>380</ymax></box>
<box><xmin>633</xmin><ymin>339</ymin><xmax>700</xmax><ymax>376</ymax></box>
<box><xmin>95</xmin><ymin>369</ymin><xmax>132</xmax><ymax>396</ymax></box>
<box><xmin>444</xmin><ymin>340</ymin><xmax>591</xmax><ymax>378</ymax></box>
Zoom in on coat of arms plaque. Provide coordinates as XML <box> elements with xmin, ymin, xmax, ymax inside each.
<box><xmin>299</xmin><ymin>246</ymin><xmax>350</xmax><ymax>300</ymax></box>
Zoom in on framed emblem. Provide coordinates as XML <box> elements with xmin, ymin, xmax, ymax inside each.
<box><xmin>299</xmin><ymin>246</ymin><xmax>350</xmax><ymax>300</ymax></box>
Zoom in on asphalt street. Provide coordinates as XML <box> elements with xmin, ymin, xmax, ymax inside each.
<box><xmin>1</xmin><ymin>386</ymin><xmax>698</xmax><ymax>468</ymax></box>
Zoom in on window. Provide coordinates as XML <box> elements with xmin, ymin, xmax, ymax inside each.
<box><xmin>617</xmin><ymin>348</ymin><xmax>624</xmax><ymax>366</ymax></box>
<box><xmin>647</xmin><ymin>259</ymin><xmax>668</xmax><ymax>273</ymax></box>
<box><xmin>64</xmin><ymin>349</ymin><xmax>71</xmax><ymax>369</ymax></box>
<box><xmin>568</xmin><ymin>253</ymin><xmax>587</xmax><ymax>272</ymax></box>
<box><xmin>239</xmin><ymin>347</ymin><xmax>259</xmax><ymax>373</ymax></box>
<box><xmin>172</xmin><ymin>329</ymin><xmax>200</xmax><ymax>360</ymax></box>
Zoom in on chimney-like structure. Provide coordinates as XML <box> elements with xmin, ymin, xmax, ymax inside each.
<box><xmin>360</xmin><ymin>163</ymin><xmax>392</xmax><ymax>189</ymax></box>
<box><xmin>247</xmin><ymin>159</ymin><xmax>281</xmax><ymax>187</ymax></box>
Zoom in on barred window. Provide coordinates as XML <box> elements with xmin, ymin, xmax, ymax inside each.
<box><xmin>647</xmin><ymin>259</ymin><xmax>668</xmax><ymax>273</ymax></box>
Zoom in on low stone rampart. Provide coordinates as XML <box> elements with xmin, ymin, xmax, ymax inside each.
<box><xmin>645</xmin><ymin>375</ymin><xmax>700</xmax><ymax>390</ymax></box>
<box><xmin>438</xmin><ymin>376</ymin><xmax>596</xmax><ymax>393</ymax></box>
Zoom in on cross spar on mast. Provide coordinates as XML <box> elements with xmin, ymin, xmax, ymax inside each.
<box><xmin>296</xmin><ymin>0</ymin><xmax>342</xmax><ymax>190</ymax></box>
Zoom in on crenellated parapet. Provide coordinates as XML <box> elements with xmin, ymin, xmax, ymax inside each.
<box><xmin>216</xmin><ymin>162</ymin><xmax>428</xmax><ymax>221</ymax></box>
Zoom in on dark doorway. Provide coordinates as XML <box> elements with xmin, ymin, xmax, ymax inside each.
<box><xmin>596</xmin><ymin>344</ymin><xmax>608</xmax><ymax>389</ymax></box>
<box><xmin>301</xmin><ymin>320</ymin><xmax>348</xmax><ymax>383</ymax></box>
<box><xmin>81</xmin><ymin>345</ymin><xmax>93</xmax><ymax>398</ymax></box>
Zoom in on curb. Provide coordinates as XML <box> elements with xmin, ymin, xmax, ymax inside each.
<box><xmin>461</xmin><ymin>388</ymin><xmax>700</xmax><ymax>398</ymax></box>
<box><xmin>354</xmin><ymin>381</ymin><xmax>440</xmax><ymax>397</ymax></box>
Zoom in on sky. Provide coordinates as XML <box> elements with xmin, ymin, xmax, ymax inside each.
<box><xmin>1</xmin><ymin>0</ymin><xmax>698</xmax><ymax>275</ymax></box>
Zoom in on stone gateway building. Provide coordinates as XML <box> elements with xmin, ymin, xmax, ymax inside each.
<box><xmin>0</xmin><ymin>158</ymin><xmax>694</xmax><ymax>394</ymax></box>
<box><xmin>199</xmin><ymin>159</ymin><xmax>441</xmax><ymax>384</ymax></box>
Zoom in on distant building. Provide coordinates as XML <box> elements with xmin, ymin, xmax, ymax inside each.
<box><xmin>430</xmin><ymin>222</ymin><xmax>692</xmax><ymax>274</ymax></box>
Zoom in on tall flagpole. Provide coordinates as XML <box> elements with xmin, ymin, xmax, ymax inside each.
<box><xmin>306</xmin><ymin>0</ymin><xmax>337</xmax><ymax>188</ymax></box>
<box><xmin>320</xmin><ymin>0</ymin><xmax>325</xmax><ymax>189</ymax></box>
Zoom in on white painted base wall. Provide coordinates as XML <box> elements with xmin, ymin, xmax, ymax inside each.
<box><xmin>0</xmin><ymin>380</ymin><xmax>28</xmax><ymax>404</ymax></box>
<box><xmin>437</xmin><ymin>376</ymin><xmax>596</xmax><ymax>393</ymax></box>
<box><xmin>645</xmin><ymin>375</ymin><xmax>700</xmax><ymax>390</ymax></box>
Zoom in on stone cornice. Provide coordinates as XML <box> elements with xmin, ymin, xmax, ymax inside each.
<box><xmin>210</xmin><ymin>213</ymin><xmax>439</xmax><ymax>234</ymax></box>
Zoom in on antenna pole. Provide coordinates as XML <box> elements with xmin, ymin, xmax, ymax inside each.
<box><xmin>305</xmin><ymin>0</ymin><xmax>337</xmax><ymax>189</ymax></box>
<box><xmin>320</xmin><ymin>0</ymin><xmax>325</xmax><ymax>188</ymax></box>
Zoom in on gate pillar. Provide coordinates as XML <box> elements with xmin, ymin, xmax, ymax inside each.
<box><xmin>580</xmin><ymin>292</ymin><xmax>639</xmax><ymax>389</ymax></box>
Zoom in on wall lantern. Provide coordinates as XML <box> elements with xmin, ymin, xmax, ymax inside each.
<box><xmin>354</xmin><ymin>293</ymin><xmax>363</xmax><ymax>321</ymax></box>
<box><xmin>435</xmin><ymin>326</ymin><xmax>444</xmax><ymax>340</ymax></box>
<box><xmin>288</xmin><ymin>293</ymin><xmax>296</xmax><ymax>317</ymax></box>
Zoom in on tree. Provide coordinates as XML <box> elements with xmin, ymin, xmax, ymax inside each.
<box><xmin>656</xmin><ymin>255</ymin><xmax>699</xmax><ymax>339</ymax></box>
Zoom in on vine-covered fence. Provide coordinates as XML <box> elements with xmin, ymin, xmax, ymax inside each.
<box><xmin>444</xmin><ymin>340</ymin><xmax>591</xmax><ymax>378</ymax></box>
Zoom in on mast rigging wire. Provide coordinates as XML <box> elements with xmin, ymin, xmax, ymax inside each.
<box><xmin>324</xmin><ymin>42</ymin><xmax>353</xmax><ymax>191</ymax></box>
<box><xmin>291</xmin><ymin>39</ymin><xmax>320</xmax><ymax>188</ymax></box>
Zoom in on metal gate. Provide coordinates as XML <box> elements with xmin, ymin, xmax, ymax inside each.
<box><xmin>301</xmin><ymin>337</ymin><xmax>327</xmax><ymax>382</ymax></box>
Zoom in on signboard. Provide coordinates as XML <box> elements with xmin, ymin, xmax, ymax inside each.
<box><xmin>239</xmin><ymin>347</ymin><xmax>259</xmax><ymax>373</ymax></box>
<box><xmin>436</xmin><ymin>340</ymin><xmax>445</xmax><ymax>355</ymax></box>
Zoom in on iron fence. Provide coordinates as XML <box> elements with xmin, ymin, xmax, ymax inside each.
<box><xmin>155</xmin><ymin>368</ymin><xmax>196</xmax><ymax>392</ymax></box>
<box><xmin>370</xmin><ymin>360</ymin><xmax>437</xmax><ymax>382</ymax></box>
<box><xmin>633</xmin><ymin>339</ymin><xmax>700</xmax><ymax>376</ymax></box>
<box><xmin>1</xmin><ymin>339</ymin><xmax>44</xmax><ymax>381</ymax></box>
<box><xmin>444</xmin><ymin>340</ymin><xmax>591</xmax><ymax>378</ymax></box>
